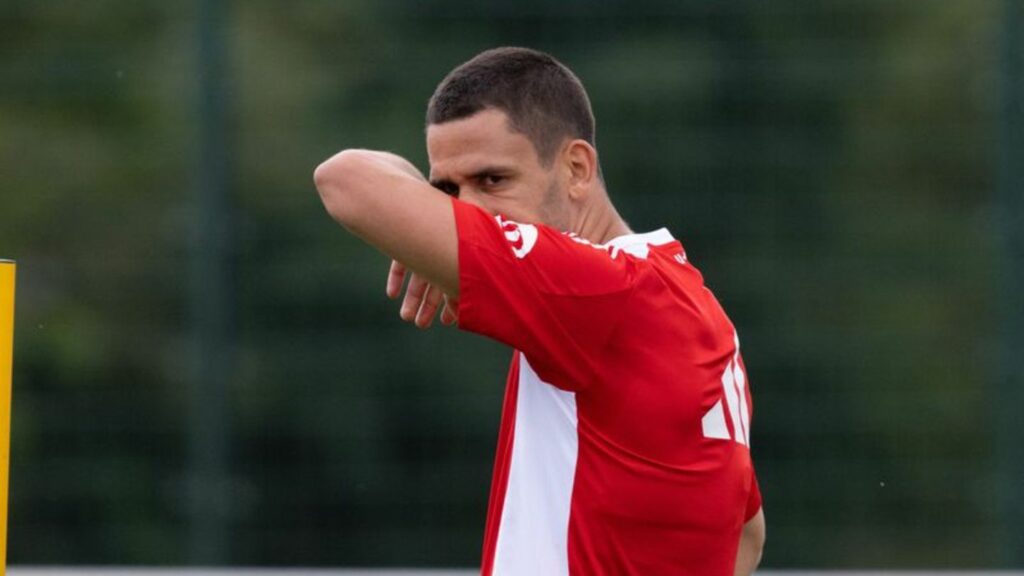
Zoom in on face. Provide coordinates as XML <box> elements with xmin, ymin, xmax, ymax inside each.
<box><xmin>426</xmin><ymin>108</ymin><xmax>572</xmax><ymax>230</ymax></box>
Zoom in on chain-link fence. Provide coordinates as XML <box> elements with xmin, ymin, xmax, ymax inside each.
<box><xmin>0</xmin><ymin>0</ymin><xmax>1019</xmax><ymax>568</ymax></box>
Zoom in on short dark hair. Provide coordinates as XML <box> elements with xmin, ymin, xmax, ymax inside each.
<box><xmin>426</xmin><ymin>47</ymin><xmax>597</xmax><ymax>166</ymax></box>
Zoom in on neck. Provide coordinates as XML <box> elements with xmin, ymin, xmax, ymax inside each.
<box><xmin>573</xmin><ymin>187</ymin><xmax>632</xmax><ymax>244</ymax></box>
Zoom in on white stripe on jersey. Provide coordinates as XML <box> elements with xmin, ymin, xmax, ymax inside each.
<box><xmin>492</xmin><ymin>356</ymin><xmax>578</xmax><ymax>576</ymax></box>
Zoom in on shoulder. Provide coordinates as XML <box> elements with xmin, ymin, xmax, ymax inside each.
<box><xmin>453</xmin><ymin>199</ymin><xmax>688</xmax><ymax>298</ymax></box>
<box><xmin>500</xmin><ymin>216</ymin><xmax>650</xmax><ymax>297</ymax></box>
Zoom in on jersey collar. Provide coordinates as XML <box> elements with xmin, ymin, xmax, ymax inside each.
<box><xmin>603</xmin><ymin>228</ymin><xmax>676</xmax><ymax>259</ymax></box>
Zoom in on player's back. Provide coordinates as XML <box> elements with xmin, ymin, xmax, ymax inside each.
<box><xmin>566</xmin><ymin>240</ymin><xmax>757</xmax><ymax>575</ymax></box>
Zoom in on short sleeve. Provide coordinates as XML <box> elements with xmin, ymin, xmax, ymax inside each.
<box><xmin>453</xmin><ymin>198</ymin><xmax>639</xmax><ymax>390</ymax></box>
<box><xmin>745</xmin><ymin>470</ymin><xmax>763</xmax><ymax>522</ymax></box>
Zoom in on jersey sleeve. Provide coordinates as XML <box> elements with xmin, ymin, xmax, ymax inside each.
<box><xmin>452</xmin><ymin>198</ymin><xmax>639</xmax><ymax>391</ymax></box>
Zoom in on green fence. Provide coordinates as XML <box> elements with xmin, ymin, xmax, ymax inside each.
<box><xmin>0</xmin><ymin>0</ymin><xmax>1019</xmax><ymax>568</ymax></box>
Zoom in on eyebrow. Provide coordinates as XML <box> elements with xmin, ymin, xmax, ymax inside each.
<box><xmin>430</xmin><ymin>165</ymin><xmax>518</xmax><ymax>190</ymax></box>
<box><xmin>469</xmin><ymin>165</ymin><xmax>517</xmax><ymax>179</ymax></box>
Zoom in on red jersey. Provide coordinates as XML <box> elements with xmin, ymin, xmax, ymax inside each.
<box><xmin>452</xmin><ymin>198</ymin><xmax>761</xmax><ymax>576</ymax></box>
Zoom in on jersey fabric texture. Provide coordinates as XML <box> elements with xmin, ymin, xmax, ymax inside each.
<box><xmin>452</xmin><ymin>198</ymin><xmax>761</xmax><ymax>576</ymax></box>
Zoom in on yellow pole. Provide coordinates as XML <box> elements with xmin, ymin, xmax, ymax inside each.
<box><xmin>0</xmin><ymin>259</ymin><xmax>14</xmax><ymax>574</ymax></box>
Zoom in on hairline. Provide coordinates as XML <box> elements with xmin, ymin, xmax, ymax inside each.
<box><xmin>425</xmin><ymin>105</ymin><xmax>570</xmax><ymax>168</ymax></box>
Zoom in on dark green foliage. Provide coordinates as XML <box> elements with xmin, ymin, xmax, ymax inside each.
<box><xmin>0</xmin><ymin>0</ymin><xmax>1005</xmax><ymax>567</ymax></box>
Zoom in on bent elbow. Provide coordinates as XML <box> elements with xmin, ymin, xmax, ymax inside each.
<box><xmin>313</xmin><ymin>150</ymin><xmax>368</xmax><ymax>225</ymax></box>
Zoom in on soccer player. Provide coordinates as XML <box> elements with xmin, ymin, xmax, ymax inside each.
<box><xmin>315</xmin><ymin>47</ymin><xmax>765</xmax><ymax>576</ymax></box>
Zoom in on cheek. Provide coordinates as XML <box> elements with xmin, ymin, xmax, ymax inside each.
<box><xmin>462</xmin><ymin>185</ymin><xmax>526</xmax><ymax>220</ymax></box>
<box><xmin>538</xmin><ymin>177</ymin><xmax>571</xmax><ymax>230</ymax></box>
<box><xmin>458</xmin><ymin>190</ymin><xmax>517</xmax><ymax>222</ymax></box>
<box><xmin>459</xmin><ymin>179</ymin><xmax>560</xmax><ymax>227</ymax></box>
<box><xmin>456</xmin><ymin>190</ymin><xmax>491</xmax><ymax>213</ymax></box>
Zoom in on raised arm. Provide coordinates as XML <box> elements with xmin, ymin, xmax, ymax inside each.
<box><xmin>314</xmin><ymin>149</ymin><xmax>459</xmax><ymax>298</ymax></box>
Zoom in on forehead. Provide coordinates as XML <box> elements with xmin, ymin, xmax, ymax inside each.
<box><xmin>426</xmin><ymin>108</ymin><xmax>539</xmax><ymax>177</ymax></box>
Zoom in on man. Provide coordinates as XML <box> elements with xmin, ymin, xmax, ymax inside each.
<box><xmin>315</xmin><ymin>47</ymin><xmax>764</xmax><ymax>575</ymax></box>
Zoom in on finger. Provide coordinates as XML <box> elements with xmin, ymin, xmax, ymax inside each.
<box><xmin>401</xmin><ymin>273</ymin><xmax>430</xmax><ymax>322</ymax></box>
<box><xmin>440</xmin><ymin>297</ymin><xmax>459</xmax><ymax>326</ymax></box>
<box><xmin>440</xmin><ymin>302</ymin><xmax>456</xmax><ymax>326</ymax></box>
<box><xmin>415</xmin><ymin>284</ymin><xmax>444</xmax><ymax>329</ymax></box>
<box><xmin>386</xmin><ymin>260</ymin><xmax>407</xmax><ymax>299</ymax></box>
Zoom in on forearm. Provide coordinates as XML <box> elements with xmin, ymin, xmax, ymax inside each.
<box><xmin>316</xmin><ymin>149</ymin><xmax>412</xmax><ymax>237</ymax></box>
<box><xmin>314</xmin><ymin>149</ymin><xmax>459</xmax><ymax>296</ymax></box>
<box><xmin>353</xmin><ymin>150</ymin><xmax>427</xmax><ymax>182</ymax></box>
<box><xmin>315</xmin><ymin>149</ymin><xmax>426</xmax><ymax>201</ymax></box>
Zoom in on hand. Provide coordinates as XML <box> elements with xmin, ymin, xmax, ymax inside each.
<box><xmin>387</xmin><ymin>260</ymin><xmax>458</xmax><ymax>329</ymax></box>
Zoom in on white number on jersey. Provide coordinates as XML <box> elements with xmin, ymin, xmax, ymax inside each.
<box><xmin>701</xmin><ymin>335</ymin><xmax>751</xmax><ymax>446</ymax></box>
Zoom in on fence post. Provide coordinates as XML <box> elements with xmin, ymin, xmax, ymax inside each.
<box><xmin>189</xmin><ymin>0</ymin><xmax>232</xmax><ymax>563</ymax></box>
<box><xmin>996</xmin><ymin>0</ymin><xmax>1024</xmax><ymax>566</ymax></box>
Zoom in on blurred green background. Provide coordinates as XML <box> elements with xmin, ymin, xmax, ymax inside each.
<box><xmin>1</xmin><ymin>0</ymin><xmax>1022</xmax><ymax>569</ymax></box>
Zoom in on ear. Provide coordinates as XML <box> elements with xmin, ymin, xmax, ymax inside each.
<box><xmin>563</xmin><ymin>139</ymin><xmax>599</xmax><ymax>201</ymax></box>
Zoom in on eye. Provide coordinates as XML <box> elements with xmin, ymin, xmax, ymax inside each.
<box><xmin>480</xmin><ymin>174</ymin><xmax>505</xmax><ymax>187</ymax></box>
